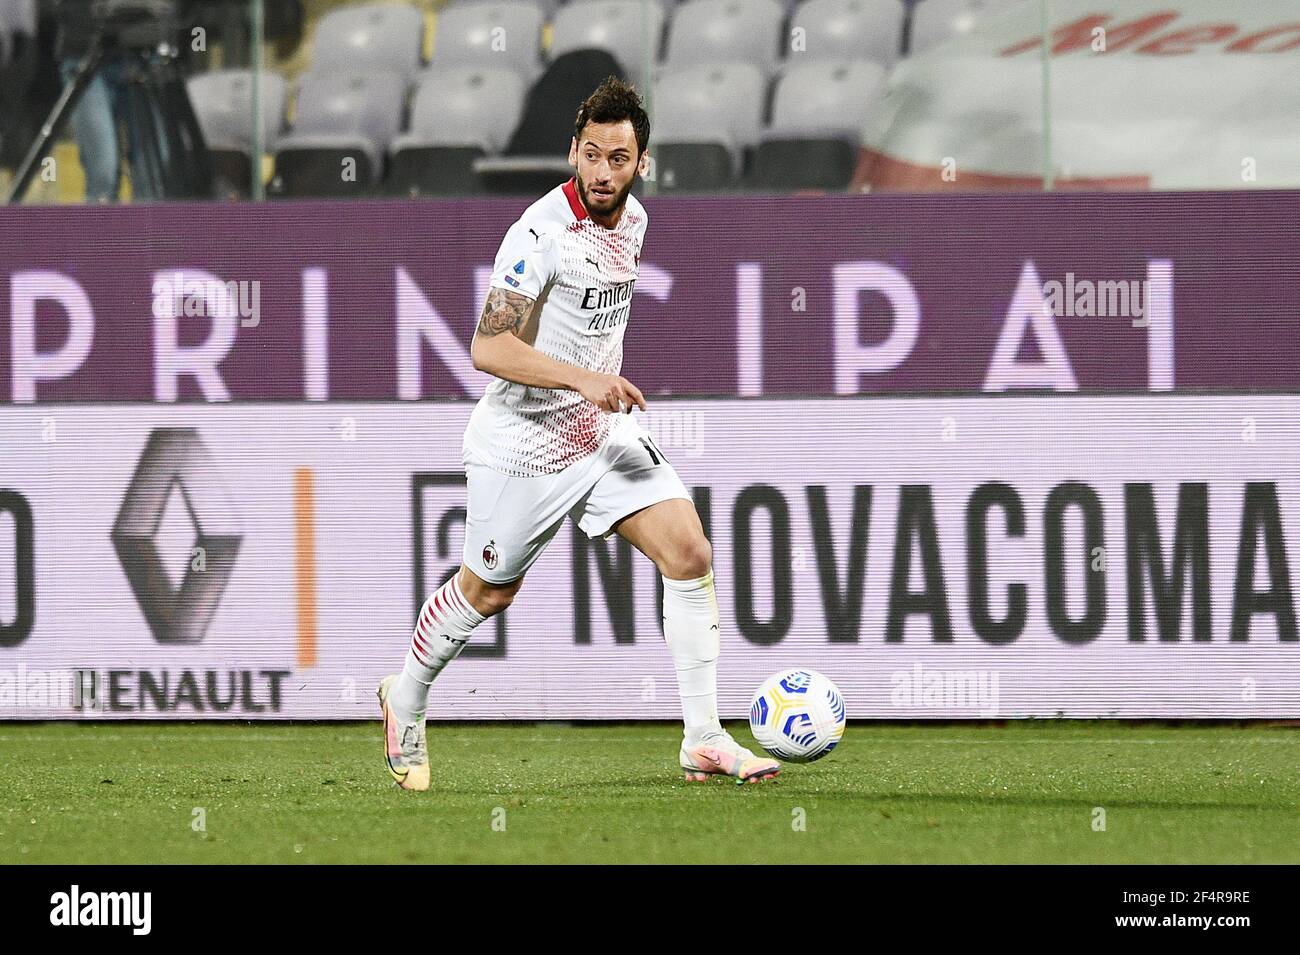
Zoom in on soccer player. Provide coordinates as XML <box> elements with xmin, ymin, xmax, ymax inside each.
<box><xmin>377</xmin><ymin>78</ymin><xmax>780</xmax><ymax>789</ymax></box>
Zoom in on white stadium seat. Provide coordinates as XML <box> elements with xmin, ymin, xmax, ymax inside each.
<box><xmin>550</xmin><ymin>0</ymin><xmax>666</xmax><ymax>86</ymax></box>
<box><xmin>388</xmin><ymin>66</ymin><xmax>528</xmax><ymax>196</ymax></box>
<box><xmin>430</xmin><ymin>0</ymin><xmax>546</xmax><ymax>81</ymax></box>
<box><xmin>186</xmin><ymin>69</ymin><xmax>288</xmax><ymax>198</ymax></box>
<box><xmin>398</xmin><ymin>66</ymin><xmax>526</xmax><ymax>153</ymax></box>
<box><xmin>186</xmin><ymin>69</ymin><xmax>287</xmax><ymax>151</ymax></box>
<box><xmin>654</xmin><ymin>61</ymin><xmax>768</xmax><ymax>155</ymax></box>
<box><xmin>768</xmin><ymin>59</ymin><xmax>887</xmax><ymax>139</ymax></box>
<box><xmin>910</xmin><ymin>0</ymin><xmax>1029</xmax><ymax>56</ymax></box>
<box><xmin>444</xmin><ymin>0</ymin><xmax>561</xmax><ymax>21</ymax></box>
<box><xmin>664</xmin><ymin>0</ymin><xmax>785</xmax><ymax>74</ymax></box>
<box><xmin>652</xmin><ymin>59</ymin><xmax>766</xmax><ymax>189</ymax></box>
<box><xmin>310</xmin><ymin>3</ymin><xmax>426</xmax><ymax>81</ymax></box>
<box><xmin>0</xmin><ymin>0</ymin><xmax>35</xmax><ymax>35</ymax></box>
<box><xmin>788</xmin><ymin>0</ymin><xmax>906</xmax><ymax>67</ymax></box>
<box><xmin>752</xmin><ymin>59</ymin><xmax>886</xmax><ymax>190</ymax></box>
<box><xmin>273</xmin><ymin>71</ymin><xmax>407</xmax><ymax>190</ymax></box>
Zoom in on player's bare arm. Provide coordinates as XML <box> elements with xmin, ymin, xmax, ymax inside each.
<box><xmin>471</xmin><ymin>287</ymin><xmax>646</xmax><ymax>414</ymax></box>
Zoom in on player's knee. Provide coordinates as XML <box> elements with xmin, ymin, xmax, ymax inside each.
<box><xmin>458</xmin><ymin>567</ymin><xmax>521</xmax><ymax>618</ymax></box>
<box><xmin>668</xmin><ymin>536</ymin><xmax>713</xmax><ymax>581</ymax></box>
<box><xmin>471</xmin><ymin>585</ymin><xmax>516</xmax><ymax>618</ymax></box>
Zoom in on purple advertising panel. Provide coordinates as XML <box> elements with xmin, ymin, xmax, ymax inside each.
<box><xmin>0</xmin><ymin>190</ymin><xmax>1297</xmax><ymax>403</ymax></box>
<box><xmin>1</xmin><ymin>398</ymin><xmax>1296</xmax><ymax>719</ymax></box>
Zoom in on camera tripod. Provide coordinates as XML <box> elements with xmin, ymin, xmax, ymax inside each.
<box><xmin>5</xmin><ymin>32</ymin><xmax>213</xmax><ymax>204</ymax></box>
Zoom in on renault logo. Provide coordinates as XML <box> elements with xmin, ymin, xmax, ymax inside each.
<box><xmin>111</xmin><ymin>429</ymin><xmax>242</xmax><ymax>644</ymax></box>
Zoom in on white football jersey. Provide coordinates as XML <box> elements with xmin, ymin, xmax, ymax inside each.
<box><xmin>465</xmin><ymin>177</ymin><xmax>648</xmax><ymax>477</ymax></box>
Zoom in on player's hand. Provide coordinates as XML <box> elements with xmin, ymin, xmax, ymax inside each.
<box><xmin>577</xmin><ymin>371</ymin><xmax>646</xmax><ymax>414</ymax></box>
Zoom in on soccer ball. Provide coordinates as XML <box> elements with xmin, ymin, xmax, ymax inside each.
<box><xmin>748</xmin><ymin>669</ymin><xmax>846</xmax><ymax>763</ymax></box>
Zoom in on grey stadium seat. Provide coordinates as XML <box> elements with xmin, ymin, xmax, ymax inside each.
<box><xmin>186</xmin><ymin>69</ymin><xmax>288</xmax><ymax>198</ymax></box>
<box><xmin>664</xmin><ymin>0</ymin><xmax>784</xmax><ymax>74</ymax></box>
<box><xmin>550</xmin><ymin>0</ymin><xmax>665</xmax><ymax>86</ymax></box>
<box><xmin>751</xmin><ymin>59</ymin><xmax>886</xmax><ymax>190</ymax></box>
<box><xmin>651</xmin><ymin>140</ymin><xmax>737</xmax><ymax>193</ymax></box>
<box><xmin>769</xmin><ymin>59</ymin><xmax>885</xmax><ymax>137</ymax></box>
<box><xmin>910</xmin><ymin>0</ymin><xmax>1029</xmax><ymax>56</ymax></box>
<box><xmin>654</xmin><ymin>62</ymin><xmax>766</xmax><ymax>152</ymax></box>
<box><xmin>0</xmin><ymin>0</ymin><xmax>35</xmax><ymax>36</ymax></box>
<box><xmin>430</xmin><ymin>1</ymin><xmax>545</xmax><ymax>82</ymax></box>
<box><xmin>444</xmin><ymin>0</ymin><xmax>561</xmax><ymax>21</ymax></box>
<box><xmin>651</xmin><ymin>62</ymin><xmax>766</xmax><ymax>191</ymax></box>
<box><xmin>475</xmin><ymin>47</ymin><xmax>626</xmax><ymax>195</ymax></box>
<box><xmin>388</xmin><ymin>67</ymin><xmax>526</xmax><ymax>196</ymax></box>
<box><xmin>309</xmin><ymin>3</ymin><xmax>425</xmax><ymax>81</ymax></box>
<box><xmin>270</xmin><ymin>71</ymin><xmax>406</xmax><ymax>197</ymax></box>
<box><xmin>788</xmin><ymin>0</ymin><xmax>905</xmax><ymax>67</ymax></box>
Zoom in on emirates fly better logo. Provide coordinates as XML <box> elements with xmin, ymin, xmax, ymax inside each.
<box><xmin>111</xmin><ymin>429</ymin><xmax>242</xmax><ymax>644</ymax></box>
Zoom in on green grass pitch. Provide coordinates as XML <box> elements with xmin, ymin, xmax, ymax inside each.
<box><xmin>2</xmin><ymin>721</ymin><xmax>1296</xmax><ymax>864</ymax></box>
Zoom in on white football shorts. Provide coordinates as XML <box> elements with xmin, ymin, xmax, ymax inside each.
<box><xmin>461</xmin><ymin>416</ymin><xmax>691</xmax><ymax>584</ymax></box>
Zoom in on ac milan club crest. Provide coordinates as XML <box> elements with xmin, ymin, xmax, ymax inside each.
<box><xmin>482</xmin><ymin>540</ymin><xmax>498</xmax><ymax>570</ymax></box>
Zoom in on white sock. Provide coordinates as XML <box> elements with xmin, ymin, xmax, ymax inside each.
<box><xmin>392</xmin><ymin>574</ymin><xmax>485</xmax><ymax>719</ymax></box>
<box><xmin>662</xmin><ymin>570</ymin><xmax>724</xmax><ymax>746</ymax></box>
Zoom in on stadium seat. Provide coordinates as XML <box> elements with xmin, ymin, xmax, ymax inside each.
<box><xmin>309</xmin><ymin>3</ymin><xmax>425</xmax><ymax>81</ymax></box>
<box><xmin>475</xmin><ymin>48</ymin><xmax>626</xmax><ymax>194</ymax></box>
<box><xmin>750</xmin><ymin>59</ymin><xmax>886</xmax><ymax>190</ymax></box>
<box><xmin>186</xmin><ymin>70</ymin><xmax>287</xmax><ymax>199</ymax></box>
<box><xmin>651</xmin><ymin>60</ymin><xmax>768</xmax><ymax>190</ymax></box>
<box><xmin>664</xmin><ymin>0</ymin><xmax>785</xmax><ymax>75</ymax></box>
<box><xmin>769</xmin><ymin>59</ymin><xmax>886</xmax><ymax>137</ymax></box>
<box><xmin>430</xmin><ymin>1</ymin><xmax>545</xmax><ymax>82</ymax></box>
<box><xmin>653</xmin><ymin>62</ymin><xmax>767</xmax><ymax>163</ymax></box>
<box><xmin>0</xmin><ymin>0</ymin><xmax>35</xmax><ymax>39</ymax></box>
<box><xmin>787</xmin><ymin>0</ymin><xmax>905</xmax><ymax>66</ymax></box>
<box><xmin>909</xmin><ymin>0</ymin><xmax>1028</xmax><ymax>56</ymax></box>
<box><xmin>444</xmin><ymin>0</ymin><xmax>561</xmax><ymax>20</ymax></box>
<box><xmin>651</xmin><ymin>142</ymin><xmax>735</xmax><ymax>192</ymax></box>
<box><xmin>270</xmin><ymin>71</ymin><xmax>406</xmax><ymax>197</ymax></box>
<box><xmin>748</xmin><ymin>138</ymin><xmax>859</xmax><ymax>190</ymax></box>
<box><xmin>550</xmin><ymin>0</ymin><xmax>666</xmax><ymax>87</ymax></box>
<box><xmin>388</xmin><ymin>67</ymin><xmax>526</xmax><ymax>197</ymax></box>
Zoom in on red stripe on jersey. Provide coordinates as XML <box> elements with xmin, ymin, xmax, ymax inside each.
<box><xmin>562</xmin><ymin>176</ymin><xmax>588</xmax><ymax>221</ymax></box>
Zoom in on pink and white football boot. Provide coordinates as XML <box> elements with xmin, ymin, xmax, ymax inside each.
<box><xmin>680</xmin><ymin>730</ymin><xmax>781</xmax><ymax>784</ymax></box>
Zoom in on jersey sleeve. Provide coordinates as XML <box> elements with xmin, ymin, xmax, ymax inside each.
<box><xmin>487</xmin><ymin>219</ymin><xmax>559</xmax><ymax>301</ymax></box>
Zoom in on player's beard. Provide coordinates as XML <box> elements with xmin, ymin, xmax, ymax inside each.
<box><xmin>576</xmin><ymin>171</ymin><xmax>634</xmax><ymax>219</ymax></box>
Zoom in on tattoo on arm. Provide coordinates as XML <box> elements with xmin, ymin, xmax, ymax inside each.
<box><xmin>476</xmin><ymin>288</ymin><xmax>532</xmax><ymax>338</ymax></box>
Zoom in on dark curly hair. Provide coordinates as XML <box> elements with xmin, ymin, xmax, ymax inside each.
<box><xmin>575</xmin><ymin>76</ymin><xmax>650</xmax><ymax>155</ymax></box>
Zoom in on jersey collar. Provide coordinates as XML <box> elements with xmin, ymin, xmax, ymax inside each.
<box><xmin>562</xmin><ymin>176</ymin><xmax>589</xmax><ymax>222</ymax></box>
